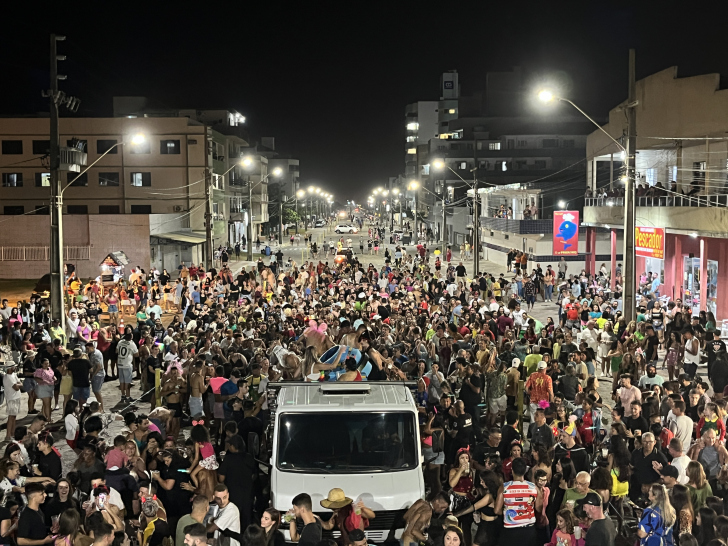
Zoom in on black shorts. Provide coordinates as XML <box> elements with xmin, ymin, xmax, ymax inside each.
<box><xmin>167</xmin><ymin>402</ymin><xmax>184</xmax><ymax>418</ymax></box>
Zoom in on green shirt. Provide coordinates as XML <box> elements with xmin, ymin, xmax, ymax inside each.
<box><xmin>561</xmin><ymin>487</ymin><xmax>598</xmax><ymax>508</ymax></box>
<box><xmin>689</xmin><ymin>483</ymin><xmax>713</xmax><ymax>512</ymax></box>
<box><xmin>524</xmin><ymin>354</ymin><xmax>542</xmax><ymax>376</ymax></box>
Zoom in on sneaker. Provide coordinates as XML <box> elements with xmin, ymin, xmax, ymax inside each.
<box><xmin>53</xmin><ymin>404</ymin><xmax>60</xmax><ymax>411</ymax></box>
<box><xmin>28</xmin><ymin>409</ymin><xmax>39</xmax><ymax>414</ymax></box>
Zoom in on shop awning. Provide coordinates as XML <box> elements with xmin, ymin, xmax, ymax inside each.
<box><xmin>154</xmin><ymin>231</ymin><xmax>206</xmax><ymax>244</ymax></box>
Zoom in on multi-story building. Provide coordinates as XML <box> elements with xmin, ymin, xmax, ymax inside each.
<box><xmin>583</xmin><ymin>66</ymin><xmax>728</xmax><ymax>319</ymax></box>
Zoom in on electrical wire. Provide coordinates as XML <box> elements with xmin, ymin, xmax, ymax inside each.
<box><xmin>0</xmin><ymin>155</ymin><xmax>49</xmax><ymax>168</ymax></box>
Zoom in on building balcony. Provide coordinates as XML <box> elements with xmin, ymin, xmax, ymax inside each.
<box><xmin>583</xmin><ymin>194</ymin><xmax>728</xmax><ymax>236</ymax></box>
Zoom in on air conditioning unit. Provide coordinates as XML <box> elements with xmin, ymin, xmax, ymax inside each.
<box><xmin>173</xmin><ymin>205</ymin><xmax>183</xmax><ymax>212</ymax></box>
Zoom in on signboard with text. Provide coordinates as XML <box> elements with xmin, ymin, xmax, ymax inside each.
<box><xmin>552</xmin><ymin>210</ymin><xmax>579</xmax><ymax>255</ymax></box>
<box><xmin>635</xmin><ymin>227</ymin><xmax>665</xmax><ymax>259</ymax></box>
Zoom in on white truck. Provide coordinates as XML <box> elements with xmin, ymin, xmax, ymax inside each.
<box><xmin>266</xmin><ymin>382</ymin><xmax>425</xmax><ymax>543</ymax></box>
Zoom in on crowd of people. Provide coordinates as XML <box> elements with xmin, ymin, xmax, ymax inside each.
<box><xmin>2</xmin><ymin>217</ymin><xmax>728</xmax><ymax>546</ymax></box>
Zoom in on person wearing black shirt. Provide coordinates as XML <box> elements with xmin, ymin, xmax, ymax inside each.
<box><xmin>66</xmin><ymin>348</ymin><xmax>91</xmax><ymax>398</ymax></box>
<box><xmin>630</xmin><ymin>432</ymin><xmax>668</xmax><ymax>497</ymax></box>
<box><xmin>459</xmin><ymin>365</ymin><xmax>482</xmax><ymax>430</ymax></box>
<box><xmin>218</xmin><ymin>435</ymin><xmax>257</xmax><ymax>530</ymax></box>
<box><xmin>36</xmin><ymin>433</ymin><xmax>62</xmax><ymax>482</ymax></box>
<box><xmin>472</xmin><ymin>427</ymin><xmax>502</xmax><ymax>469</ymax></box>
<box><xmin>706</xmin><ymin>330</ymin><xmax>726</xmax><ymax>379</ymax></box>
<box><xmin>451</xmin><ymin>401</ymin><xmax>475</xmax><ymax>453</ymax></box>
<box><xmin>644</xmin><ymin>326</ymin><xmax>659</xmax><ymax>364</ymax></box>
<box><xmin>498</xmin><ymin>411</ymin><xmax>522</xmax><ymax>459</ymax></box>
<box><xmin>289</xmin><ymin>493</ymin><xmax>322</xmax><ymax>546</ymax></box>
<box><xmin>527</xmin><ymin>409</ymin><xmax>555</xmax><ymax>450</ymax></box>
<box><xmin>623</xmin><ymin>401</ymin><xmax>650</xmax><ymax>450</ymax></box>
<box><xmin>553</xmin><ymin>429</ymin><xmax>589</xmax><ymax>474</ymax></box>
<box><xmin>17</xmin><ymin>483</ymin><xmax>51</xmax><ymax>545</ymax></box>
<box><xmin>42</xmin><ymin>479</ymin><xmax>79</xmax><ymax>526</ymax></box>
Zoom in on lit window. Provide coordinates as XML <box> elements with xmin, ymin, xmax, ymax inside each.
<box><xmin>448</xmin><ymin>109</ymin><xmax>456</xmax><ymax>114</ymax></box>
<box><xmin>502</xmin><ymin>161</ymin><xmax>508</xmax><ymax>171</ymax></box>
<box><xmin>422</xmin><ymin>165</ymin><xmax>430</xmax><ymax>175</ymax></box>
<box><xmin>406</xmin><ymin>136</ymin><xmax>416</xmax><ymax>142</ymax></box>
<box><xmin>489</xmin><ymin>142</ymin><xmax>501</xmax><ymax>151</ymax></box>
<box><xmin>407</xmin><ymin>148</ymin><xmax>416</xmax><ymax>155</ymax></box>
<box><xmin>406</xmin><ymin>122</ymin><xmax>419</xmax><ymax>131</ymax></box>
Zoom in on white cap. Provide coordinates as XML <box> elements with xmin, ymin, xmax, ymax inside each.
<box><xmin>358</xmin><ymin>292</ymin><xmax>366</xmax><ymax>298</ymax></box>
<box><xmin>538</xmin><ymin>361</ymin><xmax>547</xmax><ymax>369</ymax></box>
<box><xmin>511</xmin><ymin>358</ymin><xmax>521</xmax><ymax>368</ymax></box>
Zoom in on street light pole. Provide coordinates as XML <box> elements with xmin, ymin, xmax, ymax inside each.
<box><xmin>204</xmin><ymin>168</ymin><xmax>213</xmax><ymax>270</ymax></box>
<box><xmin>49</xmin><ymin>34</ymin><xmax>64</xmax><ymax>327</ymax></box>
<box><xmin>623</xmin><ymin>49</ymin><xmax>638</xmax><ymax>323</ymax></box>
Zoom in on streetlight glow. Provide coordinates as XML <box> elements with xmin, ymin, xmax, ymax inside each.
<box><xmin>432</xmin><ymin>160</ymin><xmax>444</xmax><ymax>170</ymax></box>
<box><xmin>131</xmin><ymin>133</ymin><xmax>146</xmax><ymax>145</ymax></box>
<box><xmin>272</xmin><ymin>167</ymin><xmax>283</xmax><ymax>177</ymax></box>
<box><xmin>558</xmin><ymin>200</ymin><xmax>566</xmax><ymax>208</ymax></box>
<box><xmin>408</xmin><ymin>180</ymin><xmax>419</xmax><ymax>190</ymax></box>
<box><xmin>307</xmin><ymin>186</ymin><xmax>314</xmax><ymax>193</ymax></box>
<box><xmin>538</xmin><ymin>89</ymin><xmax>555</xmax><ymax>103</ymax></box>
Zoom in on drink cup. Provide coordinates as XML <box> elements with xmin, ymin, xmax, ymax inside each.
<box><xmin>601</xmin><ymin>447</ymin><xmax>608</xmax><ymax>458</ymax></box>
<box><xmin>566</xmin><ymin>500</ymin><xmax>575</xmax><ymax>510</ymax></box>
<box><xmin>574</xmin><ymin>527</ymin><xmax>582</xmax><ymax>540</ymax></box>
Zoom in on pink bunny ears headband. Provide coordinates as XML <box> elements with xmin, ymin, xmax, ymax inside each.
<box><xmin>303</xmin><ymin>320</ymin><xmax>327</xmax><ymax>339</ymax></box>
<box><xmin>166</xmin><ymin>360</ymin><xmax>183</xmax><ymax>375</ymax></box>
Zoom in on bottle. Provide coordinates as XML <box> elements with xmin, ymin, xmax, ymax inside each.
<box><xmin>318</xmin><ymin>370</ymin><xmax>326</xmax><ymax>382</ymax></box>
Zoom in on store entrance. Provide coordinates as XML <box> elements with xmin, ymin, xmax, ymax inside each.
<box><xmin>683</xmin><ymin>256</ymin><xmax>718</xmax><ymax>316</ymax></box>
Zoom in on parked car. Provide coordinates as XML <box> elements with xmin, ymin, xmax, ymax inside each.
<box><xmin>315</xmin><ymin>219</ymin><xmax>326</xmax><ymax>228</ymax></box>
<box><xmin>335</xmin><ymin>224</ymin><xmax>358</xmax><ymax>234</ymax></box>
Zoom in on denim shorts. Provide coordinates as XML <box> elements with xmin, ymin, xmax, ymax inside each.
<box><xmin>189</xmin><ymin>396</ymin><xmax>203</xmax><ymax>417</ymax></box>
<box><xmin>118</xmin><ymin>367</ymin><xmax>133</xmax><ymax>384</ymax></box>
<box><xmin>91</xmin><ymin>373</ymin><xmax>105</xmax><ymax>393</ymax></box>
<box><xmin>72</xmin><ymin>386</ymin><xmax>90</xmax><ymax>400</ymax></box>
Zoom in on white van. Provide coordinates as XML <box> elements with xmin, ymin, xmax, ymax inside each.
<box><xmin>266</xmin><ymin>382</ymin><xmax>425</xmax><ymax>543</ymax></box>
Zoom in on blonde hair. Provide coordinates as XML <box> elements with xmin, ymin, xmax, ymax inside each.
<box><xmin>649</xmin><ymin>484</ymin><xmax>676</xmax><ymax>528</ymax></box>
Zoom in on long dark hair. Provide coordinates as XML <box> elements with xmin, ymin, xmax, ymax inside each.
<box><xmin>697</xmin><ymin>507</ymin><xmax>717</xmax><ymax>546</ymax></box>
<box><xmin>671</xmin><ymin>485</ymin><xmax>693</xmax><ymax>527</ymax></box>
<box><xmin>263</xmin><ymin>509</ymin><xmax>281</xmax><ymax>546</ymax></box>
<box><xmin>240</xmin><ymin>524</ymin><xmax>267</xmax><ymax>546</ymax></box>
<box><xmin>609</xmin><ymin>435</ymin><xmax>631</xmax><ymax>483</ymax></box>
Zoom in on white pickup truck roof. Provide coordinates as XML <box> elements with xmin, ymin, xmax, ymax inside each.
<box><xmin>274</xmin><ymin>382</ymin><xmax>415</xmax><ymax>412</ymax></box>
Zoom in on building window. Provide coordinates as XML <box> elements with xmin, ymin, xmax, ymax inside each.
<box><xmin>437</xmin><ymin>145</ymin><xmax>446</xmax><ymax>151</ymax></box>
<box><xmin>646</xmin><ymin>168</ymin><xmax>656</xmax><ymax>186</ymax></box>
<box><xmin>67</xmin><ymin>205</ymin><xmax>88</xmax><ymax>214</ymax></box>
<box><xmin>465</xmin><ymin>143</ymin><xmax>473</xmax><ymax>150</ymax></box>
<box><xmin>66</xmin><ymin>172</ymin><xmax>88</xmax><ymax>186</ymax></box>
<box><xmin>563</xmin><ymin>139</ymin><xmax>575</xmax><ymax>148</ymax></box>
<box><xmin>131</xmin><ymin>205</ymin><xmax>152</xmax><ymax>214</ymax></box>
<box><xmin>67</xmin><ymin>139</ymin><xmax>87</xmax><ymax>151</ymax></box>
<box><xmin>160</xmin><ymin>140</ymin><xmax>181</xmax><ymax>154</ymax></box>
<box><xmin>501</xmin><ymin>161</ymin><xmax>508</xmax><ymax>171</ymax></box>
<box><xmin>2</xmin><ymin>173</ymin><xmax>23</xmax><ymax>187</ymax></box>
<box><xmin>35</xmin><ymin>173</ymin><xmax>51</xmax><ymax>187</ymax></box>
<box><xmin>670</xmin><ymin>165</ymin><xmax>678</xmax><ymax>183</ymax></box>
<box><xmin>515</xmin><ymin>160</ymin><xmax>527</xmax><ymax>170</ymax></box>
<box><xmin>517</xmin><ymin>140</ymin><xmax>527</xmax><ymax>147</ymax></box>
<box><xmin>99</xmin><ymin>172</ymin><xmax>120</xmax><ymax>186</ymax></box>
<box><xmin>406</xmin><ymin>136</ymin><xmax>416</xmax><ymax>143</ymax></box>
<box><xmin>535</xmin><ymin>160</ymin><xmax>547</xmax><ymax>169</ymax></box>
<box><xmin>33</xmin><ymin>205</ymin><xmax>49</xmax><ymax>215</ymax></box>
<box><xmin>450</xmin><ymin>144</ymin><xmax>460</xmax><ymax>151</ymax></box>
<box><xmin>407</xmin><ymin>148</ymin><xmax>416</xmax><ymax>154</ymax></box>
<box><xmin>422</xmin><ymin>164</ymin><xmax>430</xmax><ymax>175</ymax></box>
<box><xmin>1</xmin><ymin>141</ymin><xmax>23</xmax><ymax>154</ymax></box>
<box><xmin>32</xmin><ymin>140</ymin><xmax>50</xmax><ymax>155</ymax></box>
<box><xmin>99</xmin><ymin>205</ymin><xmax>120</xmax><ymax>214</ymax></box>
<box><xmin>507</xmin><ymin>139</ymin><xmax>514</xmax><ymax>149</ymax></box>
<box><xmin>4</xmin><ymin>206</ymin><xmax>24</xmax><ymax>215</ymax></box>
<box><xmin>97</xmin><ymin>139</ymin><xmax>118</xmax><ymax>154</ymax></box>
<box><xmin>130</xmin><ymin>172</ymin><xmax>151</xmax><ymax>186</ymax></box>
<box><xmin>489</xmin><ymin>142</ymin><xmax>501</xmax><ymax>151</ymax></box>
<box><xmin>477</xmin><ymin>142</ymin><xmax>483</xmax><ymax>150</ymax></box>
<box><xmin>406</xmin><ymin>122</ymin><xmax>419</xmax><ymax>131</ymax></box>
<box><xmin>448</xmin><ymin>109</ymin><xmax>456</xmax><ymax>114</ymax></box>
<box><xmin>458</xmin><ymin>162</ymin><xmax>467</xmax><ymax>170</ymax></box>
<box><xmin>692</xmin><ymin>161</ymin><xmax>706</xmax><ymax>187</ymax></box>
<box><xmin>130</xmin><ymin>139</ymin><xmax>151</xmax><ymax>154</ymax></box>
<box><xmin>542</xmin><ymin>138</ymin><xmax>559</xmax><ymax>148</ymax></box>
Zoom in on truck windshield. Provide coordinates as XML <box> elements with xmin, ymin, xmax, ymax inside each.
<box><xmin>277</xmin><ymin>412</ymin><xmax>417</xmax><ymax>473</ymax></box>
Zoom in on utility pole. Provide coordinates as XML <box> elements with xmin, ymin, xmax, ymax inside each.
<box><xmin>473</xmin><ymin>171</ymin><xmax>480</xmax><ymax>277</ymax></box>
<box><xmin>247</xmin><ymin>176</ymin><xmax>254</xmax><ymax>261</ymax></box>
<box><xmin>441</xmin><ymin>190</ymin><xmax>447</xmax><ymax>256</ymax></box>
<box><xmin>413</xmin><ymin>187</ymin><xmax>418</xmax><ymax>243</ymax></box>
<box><xmin>204</xmin><ymin>168</ymin><xmax>213</xmax><ymax>270</ymax></box>
<box><xmin>279</xmin><ymin>191</ymin><xmax>285</xmax><ymax>245</ymax></box>
<box><xmin>623</xmin><ymin>48</ymin><xmax>638</xmax><ymax>323</ymax></box>
<box><xmin>49</xmin><ymin>34</ymin><xmax>64</xmax><ymax>328</ymax></box>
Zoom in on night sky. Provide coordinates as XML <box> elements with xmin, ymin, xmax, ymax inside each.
<box><xmin>3</xmin><ymin>2</ymin><xmax>728</xmax><ymax>201</ymax></box>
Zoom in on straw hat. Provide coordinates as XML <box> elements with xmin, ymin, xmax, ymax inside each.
<box><xmin>320</xmin><ymin>488</ymin><xmax>353</xmax><ymax>509</ymax></box>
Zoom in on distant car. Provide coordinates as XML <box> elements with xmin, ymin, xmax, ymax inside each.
<box><xmin>315</xmin><ymin>220</ymin><xmax>326</xmax><ymax>228</ymax></box>
<box><xmin>335</xmin><ymin>224</ymin><xmax>358</xmax><ymax>234</ymax></box>
<box><xmin>334</xmin><ymin>249</ymin><xmax>353</xmax><ymax>265</ymax></box>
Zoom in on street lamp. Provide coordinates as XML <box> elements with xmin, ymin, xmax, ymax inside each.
<box><xmin>242</xmin><ymin>158</ymin><xmax>283</xmax><ymax>260</ymax></box>
<box><xmin>538</xmin><ymin>88</ymin><xmax>635</xmax><ymax>320</ymax></box>
<box><xmin>53</xmin><ymin>133</ymin><xmax>147</xmax><ymax>324</ymax></box>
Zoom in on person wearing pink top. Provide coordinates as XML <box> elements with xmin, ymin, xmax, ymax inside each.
<box><xmin>33</xmin><ymin>358</ymin><xmax>56</xmax><ymax>420</ymax></box>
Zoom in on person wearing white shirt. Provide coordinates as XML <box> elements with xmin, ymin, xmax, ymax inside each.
<box><xmin>3</xmin><ymin>364</ymin><xmax>22</xmax><ymax>439</ymax></box>
<box><xmin>116</xmin><ymin>333</ymin><xmax>139</xmax><ymax>403</ymax></box>
<box><xmin>207</xmin><ymin>484</ymin><xmax>241</xmax><ymax>546</ymax></box>
<box><xmin>66</xmin><ymin>310</ymin><xmax>80</xmax><ymax>345</ymax></box>
<box><xmin>666</xmin><ymin>438</ymin><xmax>691</xmax><ymax>485</ymax></box>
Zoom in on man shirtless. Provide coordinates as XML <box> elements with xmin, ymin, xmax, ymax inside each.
<box><xmin>160</xmin><ymin>364</ymin><xmax>187</xmax><ymax>441</ymax></box>
<box><xmin>188</xmin><ymin>360</ymin><xmax>207</xmax><ymax>418</ymax></box>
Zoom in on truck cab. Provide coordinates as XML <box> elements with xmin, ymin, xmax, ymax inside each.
<box><xmin>266</xmin><ymin>382</ymin><xmax>425</xmax><ymax>543</ymax></box>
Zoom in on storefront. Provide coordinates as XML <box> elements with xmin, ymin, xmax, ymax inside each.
<box><xmin>99</xmin><ymin>251</ymin><xmax>130</xmax><ymax>287</ymax></box>
<box><xmin>662</xmin><ymin>233</ymin><xmax>728</xmax><ymax>320</ymax></box>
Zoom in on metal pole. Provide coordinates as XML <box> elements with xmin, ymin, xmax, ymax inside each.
<box><xmin>204</xmin><ymin>169</ymin><xmax>212</xmax><ymax>270</ymax></box>
<box><xmin>49</xmin><ymin>34</ymin><xmax>65</xmax><ymax>328</ymax></box>
<box><xmin>473</xmin><ymin>178</ymin><xmax>479</xmax><ymax>276</ymax></box>
<box><xmin>413</xmin><ymin>188</ymin><xmax>418</xmax><ymax>243</ymax></box>
<box><xmin>623</xmin><ymin>49</ymin><xmax>637</xmax><ymax>323</ymax></box>
<box><xmin>442</xmin><ymin>194</ymin><xmax>447</xmax><ymax>256</ymax></box>
<box><xmin>247</xmin><ymin>177</ymin><xmax>253</xmax><ymax>261</ymax></box>
<box><xmin>279</xmin><ymin>192</ymin><xmax>284</xmax><ymax>245</ymax></box>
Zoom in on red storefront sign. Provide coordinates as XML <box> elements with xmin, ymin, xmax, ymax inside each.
<box><xmin>553</xmin><ymin>211</ymin><xmax>579</xmax><ymax>256</ymax></box>
<box><xmin>635</xmin><ymin>227</ymin><xmax>665</xmax><ymax>259</ymax></box>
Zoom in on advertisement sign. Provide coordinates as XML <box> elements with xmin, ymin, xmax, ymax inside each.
<box><xmin>553</xmin><ymin>211</ymin><xmax>579</xmax><ymax>256</ymax></box>
<box><xmin>635</xmin><ymin>227</ymin><xmax>665</xmax><ymax>259</ymax></box>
